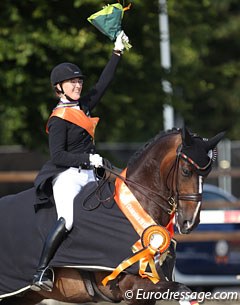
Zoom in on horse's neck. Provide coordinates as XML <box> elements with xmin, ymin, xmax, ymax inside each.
<box><xmin>127</xmin><ymin>135</ymin><xmax>180</xmax><ymax>226</ymax></box>
<box><xmin>128</xmin><ymin>172</ymin><xmax>170</xmax><ymax>226</ymax></box>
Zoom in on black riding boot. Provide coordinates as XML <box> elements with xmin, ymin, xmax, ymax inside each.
<box><xmin>31</xmin><ymin>217</ymin><xmax>68</xmax><ymax>292</ymax></box>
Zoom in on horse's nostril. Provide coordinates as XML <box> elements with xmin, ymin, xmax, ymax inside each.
<box><xmin>183</xmin><ymin>220</ymin><xmax>192</xmax><ymax>229</ymax></box>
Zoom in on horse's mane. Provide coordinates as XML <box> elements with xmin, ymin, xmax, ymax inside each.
<box><xmin>127</xmin><ymin>127</ymin><xmax>180</xmax><ymax>168</ymax></box>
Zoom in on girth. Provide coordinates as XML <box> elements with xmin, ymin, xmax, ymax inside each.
<box><xmin>80</xmin><ymin>270</ymin><xmax>120</xmax><ymax>303</ymax></box>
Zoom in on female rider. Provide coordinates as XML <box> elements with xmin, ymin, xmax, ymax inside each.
<box><xmin>31</xmin><ymin>31</ymin><xmax>130</xmax><ymax>292</ymax></box>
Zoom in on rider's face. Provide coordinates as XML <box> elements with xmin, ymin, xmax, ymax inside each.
<box><xmin>60</xmin><ymin>78</ymin><xmax>83</xmax><ymax>100</ymax></box>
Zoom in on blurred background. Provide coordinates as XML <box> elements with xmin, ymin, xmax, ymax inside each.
<box><xmin>1</xmin><ymin>0</ymin><xmax>240</xmax><ymax>196</ymax></box>
<box><xmin>1</xmin><ymin>0</ymin><xmax>240</xmax><ymax>302</ymax></box>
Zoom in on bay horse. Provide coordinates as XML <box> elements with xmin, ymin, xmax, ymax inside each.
<box><xmin>0</xmin><ymin>127</ymin><xmax>224</xmax><ymax>305</ymax></box>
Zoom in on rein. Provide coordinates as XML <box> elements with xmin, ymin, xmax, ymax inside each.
<box><xmin>100</xmin><ymin>164</ymin><xmax>174</xmax><ymax>214</ymax></box>
<box><xmin>100</xmin><ymin>143</ymin><xmax>204</xmax><ymax>215</ymax></box>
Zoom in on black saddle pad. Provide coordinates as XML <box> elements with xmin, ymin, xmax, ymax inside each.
<box><xmin>51</xmin><ymin>181</ymin><xmax>139</xmax><ymax>270</ymax></box>
<box><xmin>0</xmin><ymin>181</ymin><xmax>139</xmax><ymax>298</ymax></box>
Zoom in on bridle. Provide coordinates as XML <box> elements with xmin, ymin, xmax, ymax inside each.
<box><xmin>101</xmin><ymin>144</ymin><xmax>211</xmax><ymax>216</ymax></box>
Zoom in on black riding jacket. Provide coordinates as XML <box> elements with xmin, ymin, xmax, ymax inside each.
<box><xmin>34</xmin><ymin>52</ymin><xmax>121</xmax><ymax>204</ymax></box>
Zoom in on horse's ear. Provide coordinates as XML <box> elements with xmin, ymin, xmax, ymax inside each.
<box><xmin>181</xmin><ymin>125</ymin><xmax>193</xmax><ymax>147</ymax></box>
<box><xmin>206</xmin><ymin>131</ymin><xmax>226</xmax><ymax>150</ymax></box>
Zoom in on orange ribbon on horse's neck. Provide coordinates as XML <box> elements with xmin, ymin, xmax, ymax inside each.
<box><xmin>102</xmin><ymin>168</ymin><xmax>174</xmax><ymax>286</ymax></box>
<box><xmin>114</xmin><ymin>168</ymin><xmax>174</xmax><ymax>237</ymax></box>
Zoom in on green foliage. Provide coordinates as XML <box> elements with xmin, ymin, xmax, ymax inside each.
<box><xmin>169</xmin><ymin>0</ymin><xmax>240</xmax><ymax>138</ymax></box>
<box><xmin>0</xmin><ymin>0</ymin><xmax>164</xmax><ymax>149</ymax></box>
<box><xmin>0</xmin><ymin>0</ymin><xmax>240</xmax><ymax>151</ymax></box>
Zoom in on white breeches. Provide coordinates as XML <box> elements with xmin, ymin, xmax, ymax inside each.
<box><xmin>52</xmin><ymin>167</ymin><xmax>95</xmax><ymax>231</ymax></box>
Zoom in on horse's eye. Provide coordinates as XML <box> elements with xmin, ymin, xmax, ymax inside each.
<box><xmin>182</xmin><ymin>167</ymin><xmax>192</xmax><ymax>177</ymax></box>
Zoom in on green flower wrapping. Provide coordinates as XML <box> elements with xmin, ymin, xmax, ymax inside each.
<box><xmin>88</xmin><ymin>2</ymin><xmax>132</xmax><ymax>50</ymax></box>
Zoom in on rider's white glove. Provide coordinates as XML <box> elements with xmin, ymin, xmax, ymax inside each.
<box><xmin>114</xmin><ymin>30</ymin><xmax>129</xmax><ymax>52</ymax></box>
<box><xmin>89</xmin><ymin>154</ymin><xmax>103</xmax><ymax>168</ymax></box>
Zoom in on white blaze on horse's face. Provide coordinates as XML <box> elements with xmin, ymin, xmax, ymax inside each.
<box><xmin>176</xmin><ymin>175</ymin><xmax>203</xmax><ymax>234</ymax></box>
<box><xmin>184</xmin><ymin>175</ymin><xmax>203</xmax><ymax>232</ymax></box>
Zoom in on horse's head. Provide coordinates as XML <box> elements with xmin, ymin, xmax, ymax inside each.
<box><xmin>174</xmin><ymin>127</ymin><xmax>225</xmax><ymax>234</ymax></box>
<box><xmin>126</xmin><ymin>127</ymin><xmax>225</xmax><ymax>236</ymax></box>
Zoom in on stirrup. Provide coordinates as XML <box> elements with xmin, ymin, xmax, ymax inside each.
<box><xmin>31</xmin><ymin>267</ymin><xmax>54</xmax><ymax>292</ymax></box>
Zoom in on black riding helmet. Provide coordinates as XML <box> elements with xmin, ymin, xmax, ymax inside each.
<box><xmin>50</xmin><ymin>62</ymin><xmax>85</xmax><ymax>86</ymax></box>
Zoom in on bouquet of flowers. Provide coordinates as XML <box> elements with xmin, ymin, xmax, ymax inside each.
<box><xmin>87</xmin><ymin>2</ymin><xmax>132</xmax><ymax>50</ymax></box>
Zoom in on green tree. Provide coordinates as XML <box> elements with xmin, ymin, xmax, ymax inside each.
<box><xmin>0</xmin><ymin>0</ymin><xmax>165</xmax><ymax>150</ymax></box>
<box><xmin>169</xmin><ymin>0</ymin><xmax>240</xmax><ymax>138</ymax></box>
<box><xmin>1</xmin><ymin>0</ymin><xmax>240</xmax><ymax>151</ymax></box>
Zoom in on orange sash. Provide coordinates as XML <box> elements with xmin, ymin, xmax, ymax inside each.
<box><xmin>102</xmin><ymin>168</ymin><xmax>174</xmax><ymax>286</ymax></box>
<box><xmin>114</xmin><ymin>169</ymin><xmax>157</xmax><ymax>235</ymax></box>
<box><xmin>114</xmin><ymin>168</ymin><xmax>174</xmax><ymax>240</ymax></box>
<box><xmin>46</xmin><ymin>107</ymin><xmax>99</xmax><ymax>138</ymax></box>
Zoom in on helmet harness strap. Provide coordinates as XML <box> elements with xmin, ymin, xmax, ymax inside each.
<box><xmin>55</xmin><ymin>83</ymin><xmax>79</xmax><ymax>102</ymax></box>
